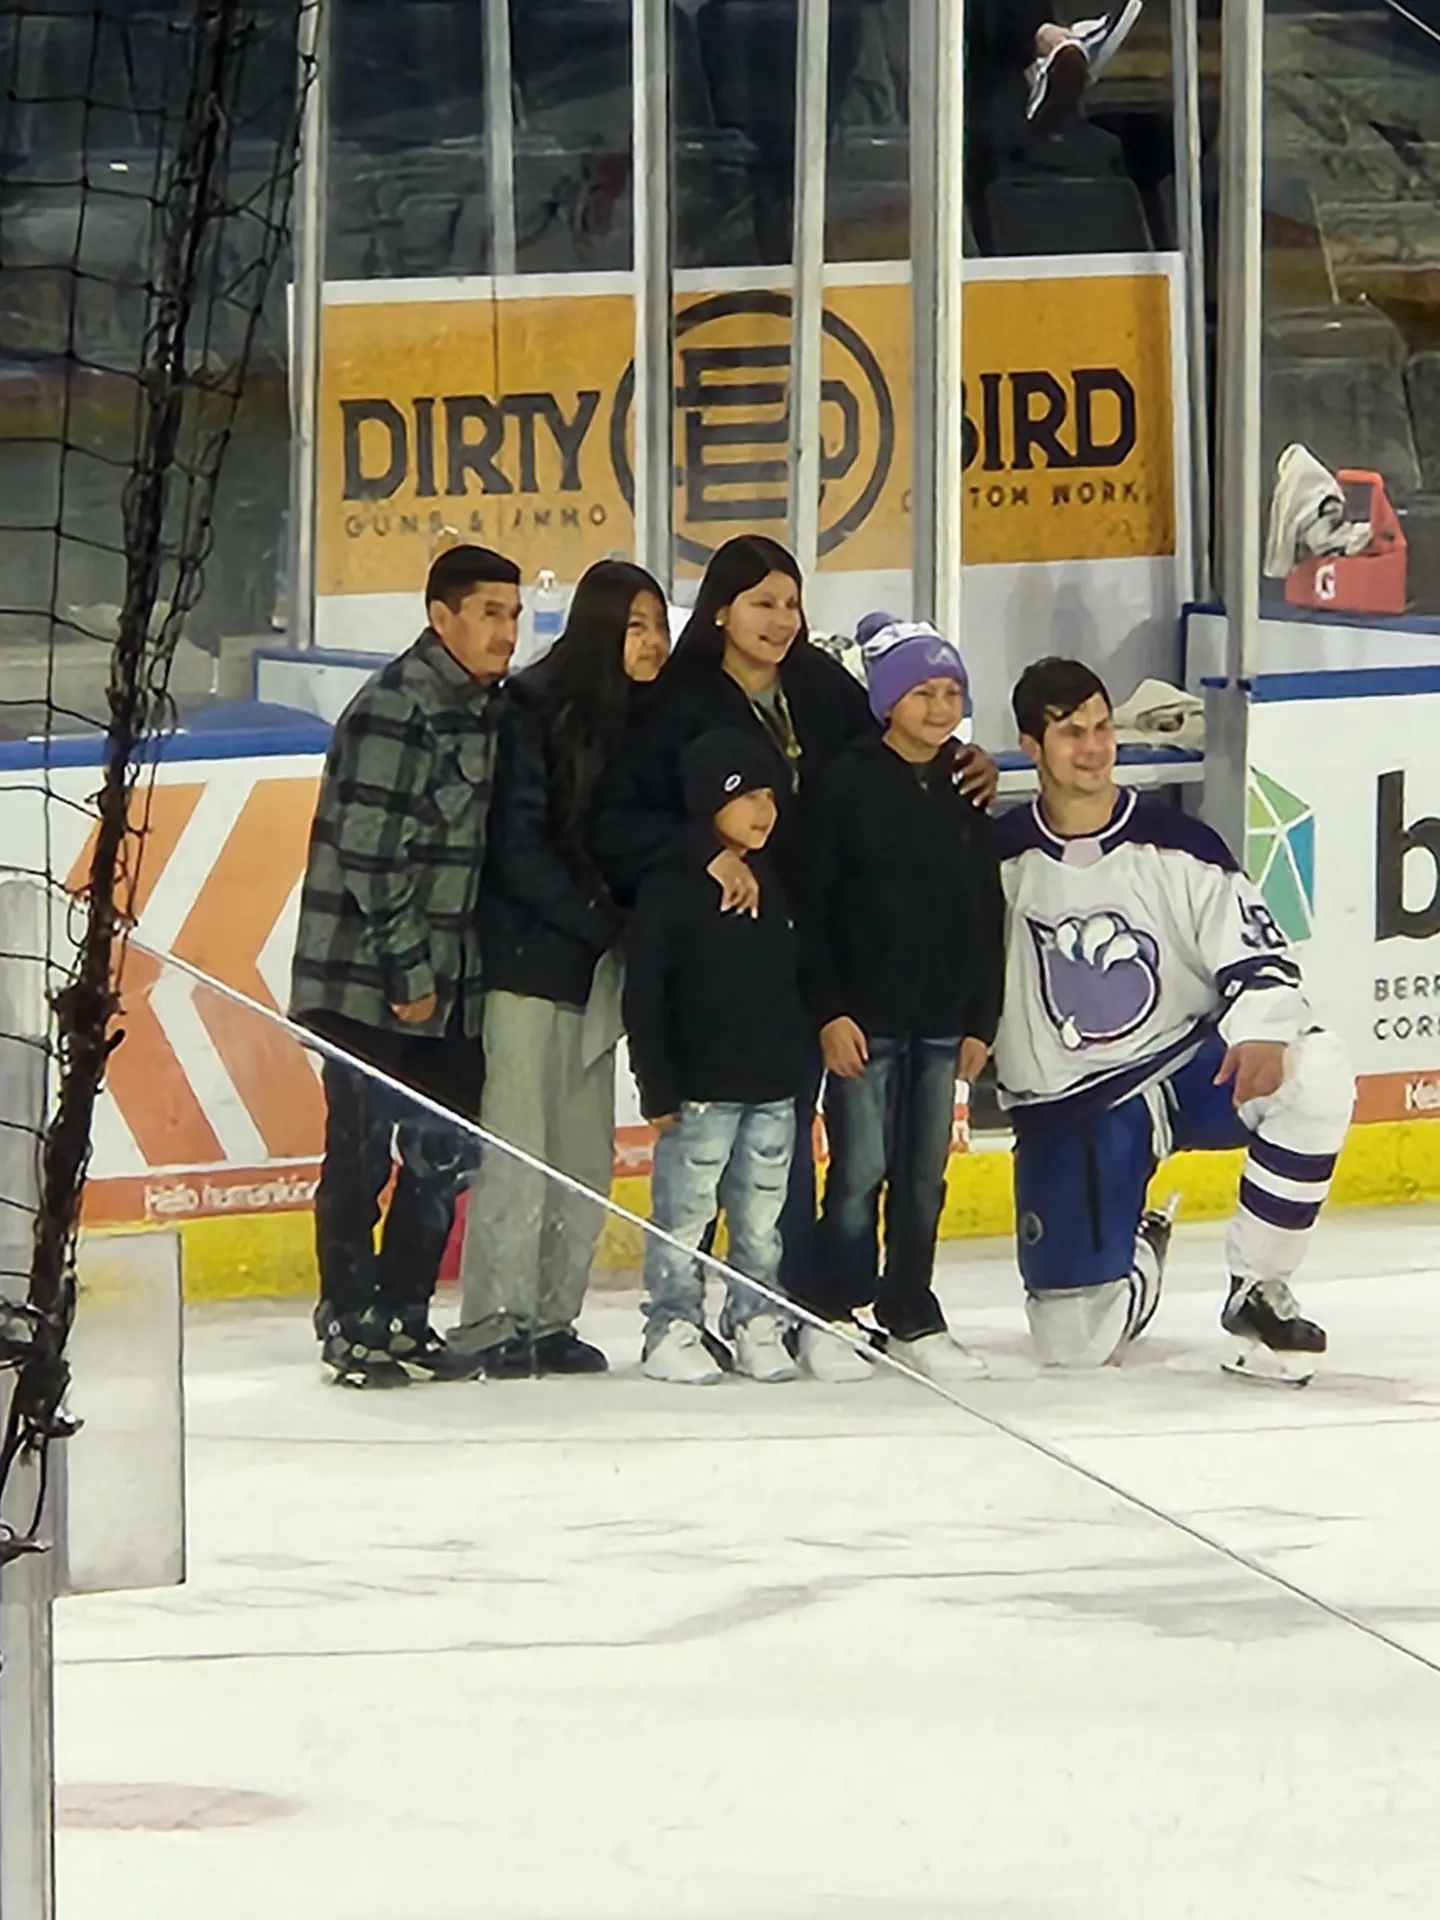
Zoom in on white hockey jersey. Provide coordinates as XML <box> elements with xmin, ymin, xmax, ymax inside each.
<box><xmin>992</xmin><ymin>789</ymin><xmax>1313</xmax><ymax>1121</ymax></box>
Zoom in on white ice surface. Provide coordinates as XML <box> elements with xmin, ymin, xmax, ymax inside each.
<box><xmin>56</xmin><ymin>1206</ymin><xmax>1440</xmax><ymax>1919</ymax></box>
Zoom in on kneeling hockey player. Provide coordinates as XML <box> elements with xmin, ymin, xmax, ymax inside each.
<box><xmin>993</xmin><ymin>658</ymin><xmax>1354</xmax><ymax>1384</ymax></box>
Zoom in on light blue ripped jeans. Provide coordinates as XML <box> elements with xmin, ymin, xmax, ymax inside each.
<box><xmin>642</xmin><ymin>1099</ymin><xmax>797</xmax><ymax>1348</ymax></box>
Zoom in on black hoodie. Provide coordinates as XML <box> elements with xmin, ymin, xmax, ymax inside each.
<box><xmin>799</xmin><ymin>732</ymin><xmax>1006</xmax><ymax>1043</ymax></box>
<box><xmin>621</xmin><ymin>732</ymin><xmax>811</xmax><ymax>1120</ymax></box>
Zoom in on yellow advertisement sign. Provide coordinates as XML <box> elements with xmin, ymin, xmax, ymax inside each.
<box><xmin>317</xmin><ymin>268</ymin><xmax>1176</xmax><ymax>595</ymax></box>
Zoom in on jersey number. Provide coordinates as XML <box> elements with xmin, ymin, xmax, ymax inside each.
<box><xmin>1240</xmin><ymin>900</ymin><xmax>1287</xmax><ymax>952</ymax></box>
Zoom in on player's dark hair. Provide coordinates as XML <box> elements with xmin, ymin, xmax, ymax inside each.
<box><xmin>1012</xmin><ymin>657</ymin><xmax>1112</xmax><ymax>743</ymax></box>
<box><xmin>673</xmin><ymin>535</ymin><xmax>807</xmax><ymax>665</ymax></box>
<box><xmin>425</xmin><ymin>544</ymin><xmax>521</xmax><ymax>611</ymax></box>
<box><xmin>523</xmin><ymin>559</ymin><xmax>669</xmax><ymax>845</ymax></box>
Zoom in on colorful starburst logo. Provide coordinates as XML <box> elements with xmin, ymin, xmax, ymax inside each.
<box><xmin>1246</xmin><ymin>770</ymin><xmax>1315</xmax><ymax>942</ymax></box>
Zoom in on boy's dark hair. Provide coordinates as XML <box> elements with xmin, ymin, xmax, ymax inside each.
<box><xmin>1012</xmin><ymin>657</ymin><xmax>1112</xmax><ymax>743</ymax></box>
<box><xmin>425</xmin><ymin>545</ymin><xmax>521</xmax><ymax>611</ymax></box>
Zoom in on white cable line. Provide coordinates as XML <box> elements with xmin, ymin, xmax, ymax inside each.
<box><xmin>1379</xmin><ymin>0</ymin><xmax>1440</xmax><ymax>49</ymax></box>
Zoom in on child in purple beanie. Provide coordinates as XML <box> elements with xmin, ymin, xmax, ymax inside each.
<box><xmin>792</xmin><ymin>619</ymin><xmax>1006</xmax><ymax>1382</ymax></box>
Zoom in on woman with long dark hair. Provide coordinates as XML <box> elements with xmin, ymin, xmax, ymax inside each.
<box><xmin>453</xmin><ymin>558</ymin><xmax>670</xmax><ymax>1377</ymax></box>
<box><xmin>591</xmin><ymin>534</ymin><xmax>998</xmax><ymax>1340</ymax></box>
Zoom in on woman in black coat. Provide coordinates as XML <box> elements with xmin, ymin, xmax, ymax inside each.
<box><xmin>591</xmin><ymin>533</ymin><xmax>998</xmax><ymax>1304</ymax></box>
<box><xmin>454</xmin><ymin>559</ymin><xmax>670</xmax><ymax>1377</ymax></box>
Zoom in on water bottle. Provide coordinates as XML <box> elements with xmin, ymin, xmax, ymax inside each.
<box><xmin>527</xmin><ymin>568</ymin><xmax>566</xmax><ymax>666</ymax></box>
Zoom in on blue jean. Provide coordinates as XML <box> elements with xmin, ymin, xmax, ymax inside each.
<box><xmin>808</xmin><ymin>1034</ymin><xmax>960</xmax><ymax>1339</ymax></box>
<box><xmin>779</xmin><ymin>1039</ymin><xmax>825</xmax><ymax>1297</ymax></box>
<box><xmin>643</xmin><ymin>1100</ymin><xmax>797</xmax><ymax>1345</ymax></box>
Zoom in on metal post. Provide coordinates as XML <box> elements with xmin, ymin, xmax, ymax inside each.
<box><xmin>1206</xmin><ymin>0</ymin><xmax>1265</xmax><ymax>851</ymax></box>
<box><xmin>909</xmin><ymin>0</ymin><xmax>965</xmax><ymax>641</ymax></box>
<box><xmin>0</xmin><ymin>1492</ymin><xmax>57</xmax><ymax>1920</ymax></box>
<box><xmin>1217</xmin><ymin>0</ymin><xmax>1263</xmax><ymax>680</ymax></box>
<box><xmin>631</xmin><ymin>0</ymin><xmax>673</xmax><ymax>589</ymax></box>
<box><xmin>484</xmin><ymin>0</ymin><xmax>517</xmax><ymax>275</ymax></box>
<box><xmin>0</xmin><ymin>882</ymin><xmax>56</xmax><ymax>1920</ymax></box>
<box><xmin>787</xmin><ymin>0</ymin><xmax>831</xmax><ymax>579</ymax></box>
<box><xmin>286</xmin><ymin>0</ymin><xmax>329</xmax><ymax>652</ymax></box>
<box><xmin>1171</xmin><ymin>0</ymin><xmax>1212</xmax><ymax>602</ymax></box>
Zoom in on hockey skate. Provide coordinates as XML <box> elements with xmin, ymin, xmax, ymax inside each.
<box><xmin>1220</xmin><ymin>1276</ymin><xmax>1327</xmax><ymax>1387</ymax></box>
<box><xmin>1129</xmin><ymin>1192</ymin><xmax>1179</xmax><ymax>1343</ymax></box>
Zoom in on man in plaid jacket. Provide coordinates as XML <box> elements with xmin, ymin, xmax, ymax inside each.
<box><xmin>291</xmin><ymin>545</ymin><xmax>521</xmax><ymax>1388</ymax></box>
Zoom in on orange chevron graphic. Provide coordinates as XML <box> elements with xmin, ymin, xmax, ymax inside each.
<box><xmin>66</xmin><ymin>782</ymin><xmax>225</xmax><ymax>1168</ymax></box>
<box><xmin>171</xmin><ymin>778</ymin><xmax>324</xmax><ymax>1159</ymax></box>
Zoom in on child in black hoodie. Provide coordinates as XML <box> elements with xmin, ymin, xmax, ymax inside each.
<box><xmin>796</xmin><ymin>620</ymin><xmax>1005</xmax><ymax>1383</ymax></box>
<box><xmin>624</xmin><ymin>730</ymin><xmax>809</xmax><ymax>1386</ymax></box>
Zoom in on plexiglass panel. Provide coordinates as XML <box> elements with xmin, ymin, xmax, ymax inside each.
<box><xmin>1261</xmin><ymin>0</ymin><xmax>1440</xmax><ymax>624</ymax></box>
<box><xmin>62</xmin><ymin>1231</ymin><xmax>185</xmax><ymax>1597</ymax></box>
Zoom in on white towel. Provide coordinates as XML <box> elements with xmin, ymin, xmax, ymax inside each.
<box><xmin>1264</xmin><ymin>442</ymin><xmax>1373</xmax><ymax>578</ymax></box>
<box><xmin>1112</xmin><ymin>678</ymin><xmax>1205</xmax><ymax>751</ymax></box>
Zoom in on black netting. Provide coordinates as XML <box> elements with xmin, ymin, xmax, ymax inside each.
<box><xmin>0</xmin><ymin>0</ymin><xmax>311</xmax><ymax>1555</ymax></box>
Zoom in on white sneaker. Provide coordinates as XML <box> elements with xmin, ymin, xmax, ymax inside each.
<box><xmin>733</xmin><ymin>1315</ymin><xmax>799</xmax><ymax>1384</ymax></box>
<box><xmin>1027</xmin><ymin>0</ymin><xmax>1143</xmax><ymax>123</ymax></box>
<box><xmin>1072</xmin><ymin>0</ymin><xmax>1144</xmax><ymax>80</ymax></box>
<box><xmin>887</xmin><ymin>1330</ymin><xmax>989</xmax><ymax>1384</ymax></box>
<box><xmin>799</xmin><ymin>1320</ymin><xmax>876</xmax><ymax>1383</ymax></box>
<box><xmin>643</xmin><ymin>1320</ymin><xmax>724</xmax><ymax>1385</ymax></box>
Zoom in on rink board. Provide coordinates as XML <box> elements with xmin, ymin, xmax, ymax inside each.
<box><xmin>9</xmin><ymin>673</ymin><xmax>1440</xmax><ymax>1300</ymax></box>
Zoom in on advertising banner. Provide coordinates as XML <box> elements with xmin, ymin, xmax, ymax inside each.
<box><xmin>1245</xmin><ymin>676</ymin><xmax>1440</xmax><ymax>1123</ymax></box>
<box><xmin>316</xmin><ymin>258</ymin><xmax>1187</xmax><ymax>725</ymax></box>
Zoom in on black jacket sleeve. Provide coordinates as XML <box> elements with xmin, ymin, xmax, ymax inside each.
<box><xmin>486</xmin><ymin>700</ymin><xmax>622</xmax><ymax>952</ymax></box>
<box><xmin>963</xmin><ymin>811</ymin><xmax>1007</xmax><ymax>1046</ymax></box>
<box><xmin>588</xmin><ymin>714</ymin><xmax>691</xmax><ymax>911</ymax></box>
<box><xmin>621</xmin><ymin>878</ymin><xmax>684</xmax><ymax>1120</ymax></box>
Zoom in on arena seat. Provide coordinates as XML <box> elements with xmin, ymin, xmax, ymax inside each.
<box><xmin>328</xmin><ymin>144</ymin><xmax>488</xmax><ymax>279</ymax></box>
<box><xmin>826</xmin><ymin>129</ymin><xmax>909</xmax><ymax>263</ymax></box>
<box><xmin>983</xmin><ymin>173</ymin><xmax>1153</xmax><ymax>259</ymax></box>
<box><xmin>1262</xmin><ymin>305</ymin><xmax>1422</xmax><ymax>502</ymax></box>
<box><xmin>1405</xmin><ymin>351</ymin><xmax>1440</xmax><ymax>494</ymax></box>
<box><xmin>1397</xmin><ymin>494</ymin><xmax>1440</xmax><ymax>617</ymax></box>
<box><xmin>512</xmin><ymin>1</ymin><xmax>714</xmax><ymax>140</ymax></box>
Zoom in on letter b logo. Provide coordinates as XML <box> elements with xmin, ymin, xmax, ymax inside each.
<box><xmin>1376</xmin><ymin>769</ymin><xmax>1440</xmax><ymax>940</ymax></box>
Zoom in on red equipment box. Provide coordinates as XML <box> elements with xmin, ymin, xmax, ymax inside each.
<box><xmin>1285</xmin><ymin>469</ymin><xmax>1408</xmax><ymax>616</ymax></box>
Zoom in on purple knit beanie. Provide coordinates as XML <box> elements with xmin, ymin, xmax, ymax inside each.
<box><xmin>860</xmin><ymin>618</ymin><xmax>968</xmax><ymax>722</ymax></box>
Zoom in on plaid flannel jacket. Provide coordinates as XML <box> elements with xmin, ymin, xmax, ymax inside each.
<box><xmin>290</xmin><ymin>628</ymin><xmax>502</xmax><ymax>1040</ymax></box>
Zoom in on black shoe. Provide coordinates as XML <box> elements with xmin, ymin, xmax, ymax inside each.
<box><xmin>533</xmin><ymin>1328</ymin><xmax>609</xmax><ymax>1375</ymax></box>
<box><xmin>316</xmin><ymin>1305</ymin><xmax>409</xmax><ymax>1390</ymax></box>
<box><xmin>379</xmin><ymin>1307</ymin><xmax>488</xmax><ymax>1382</ymax></box>
<box><xmin>480</xmin><ymin>1332</ymin><xmax>541</xmax><ymax>1379</ymax></box>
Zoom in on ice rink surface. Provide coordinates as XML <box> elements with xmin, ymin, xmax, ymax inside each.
<box><xmin>56</xmin><ymin>1206</ymin><xmax>1440</xmax><ymax>1919</ymax></box>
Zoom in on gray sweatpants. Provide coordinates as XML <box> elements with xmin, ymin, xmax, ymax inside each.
<box><xmin>454</xmin><ymin>990</ymin><xmax>616</xmax><ymax>1352</ymax></box>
